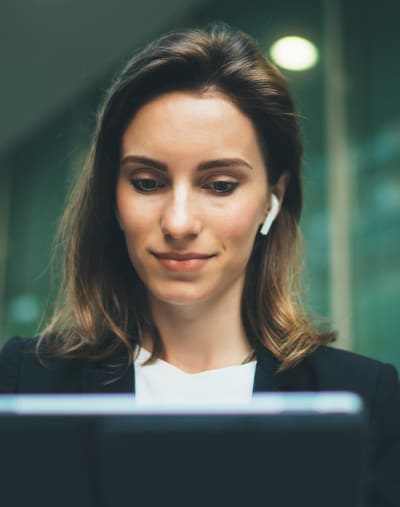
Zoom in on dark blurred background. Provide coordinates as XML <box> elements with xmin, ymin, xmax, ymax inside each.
<box><xmin>1</xmin><ymin>0</ymin><xmax>399</xmax><ymax>369</ymax></box>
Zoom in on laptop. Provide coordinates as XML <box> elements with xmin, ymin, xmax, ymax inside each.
<box><xmin>0</xmin><ymin>393</ymin><xmax>368</xmax><ymax>507</ymax></box>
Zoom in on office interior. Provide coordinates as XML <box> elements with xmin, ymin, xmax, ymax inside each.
<box><xmin>0</xmin><ymin>0</ymin><xmax>399</xmax><ymax>371</ymax></box>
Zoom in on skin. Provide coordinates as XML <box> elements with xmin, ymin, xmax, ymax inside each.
<box><xmin>116</xmin><ymin>90</ymin><xmax>286</xmax><ymax>372</ymax></box>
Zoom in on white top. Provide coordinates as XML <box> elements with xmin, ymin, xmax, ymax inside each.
<box><xmin>134</xmin><ymin>347</ymin><xmax>257</xmax><ymax>405</ymax></box>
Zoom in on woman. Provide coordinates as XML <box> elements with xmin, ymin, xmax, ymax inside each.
<box><xmin>0</xmin><ymin>22</ymin><xmax>399</xmax><ymax>505</ymax></box>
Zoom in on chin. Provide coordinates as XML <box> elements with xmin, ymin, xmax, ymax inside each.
<box><xmin>149</xmin><ymin>284</ymin><xmax>215</xmax><ymax>307</ymax></box>
<box><xmin>154</xmin><ymin>293</ymin><xmax>209</xmax><ymax>307</ymax></box>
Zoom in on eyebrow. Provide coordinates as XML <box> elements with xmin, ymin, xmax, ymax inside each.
<box><xmin>120</xmin><ymin>155</ymin><xmax>253</xmax><ymax>172</ymax></box>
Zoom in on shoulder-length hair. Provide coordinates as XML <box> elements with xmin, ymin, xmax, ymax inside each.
<box><xmin>40</xmin><ymin>22</ymin><xmax>335</xmax><ymax>370</ymax></box>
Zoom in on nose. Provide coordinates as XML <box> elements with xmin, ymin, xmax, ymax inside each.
<box><xmin>160</xmin><ymin>183</ymin><xmax>202</xmax><ymax>239</ymax></box>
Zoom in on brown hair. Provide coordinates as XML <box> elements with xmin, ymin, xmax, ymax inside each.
<box><xmin>40</xmin><ymin>22</ymin><xmax>335</xmax><ymax>370</ymax></box>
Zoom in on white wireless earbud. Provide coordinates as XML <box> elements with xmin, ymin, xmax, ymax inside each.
<box><xmin>260</xmin><ymin>194</ymin><xmax>280</xmax><ymax>236</ymax></box>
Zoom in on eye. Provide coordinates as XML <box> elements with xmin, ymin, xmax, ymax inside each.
<box><xmin>130</xmin><ymin>178</ymin><xmax>165</xmax><ymax>192</ymax></box>
<box><xmin>204</xmin><ymin>181</ymin><xmax>239</xmax><ymax>194</ymax></box>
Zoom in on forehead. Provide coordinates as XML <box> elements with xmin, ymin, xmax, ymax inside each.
<box><xmin>120</xmin><ymin>90</ymin><xmax>266</xmax><ymax>170</ymax></box>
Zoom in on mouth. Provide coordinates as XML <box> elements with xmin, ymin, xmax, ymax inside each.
<box><xmin>152</xmin><ymin>252</ymin><xmax>216</xmax><ymax>261</ymax></box>
<box><xmin>151</xmin><ymin>251</ymin><xmax>216</xmax><ymax>272</ymax></box>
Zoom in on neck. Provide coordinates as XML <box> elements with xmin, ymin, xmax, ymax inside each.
<box><xmin>143</xmin><ymin>288</ymin><xmax>253</xmax><ymax>373</ymax></box>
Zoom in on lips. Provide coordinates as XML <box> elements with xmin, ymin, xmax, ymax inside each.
<box><xmin>153</xmin><ymin>252</ymin><xmax>215</xmax><ymax>261</ymax></box>
<box><xmin>151</xmin><ymin>251</ymin><xmax>216</xmax><ymax>272</ymax></box>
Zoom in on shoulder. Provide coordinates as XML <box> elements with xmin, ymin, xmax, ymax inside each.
<box><xmin>0</xmin><ymin>336</ymin><xmax>86</xmax><ymax>394</ymax></box>
<box><xmin>309</xmin><ymin>345</ymin><xmax>400</xmax><ymax>440</ymax></box>
<box><xmin>310</xmin><ymin>347</ymin><xmax>400</xmax><ymax>505</ymax></box>
<box><xmin>309</xmin><ymin>344</ymin><xmax>399</xmax><ymax>394</ymax></box>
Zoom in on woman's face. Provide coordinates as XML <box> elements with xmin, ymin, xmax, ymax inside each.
<box><xmin>116</xmin><ymin>91</ymin><xmax>270</xmax><ymax>308</ymax></box>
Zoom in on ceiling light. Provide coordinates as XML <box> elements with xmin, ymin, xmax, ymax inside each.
<box><xmin>269</xmin><ymin>36</ymin><xmax>319</xmax><ymax>71</ymax></box>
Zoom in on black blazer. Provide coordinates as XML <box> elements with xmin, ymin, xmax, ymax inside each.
<box><xmin>1</xmin><ymin>336</ymin><xmax>399</xmax><ymax>507</ymax></box>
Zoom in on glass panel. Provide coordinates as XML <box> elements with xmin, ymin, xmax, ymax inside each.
<box><xmin>344</xmin><ymin>0</ymin><xmax>400</xmax><ymax>369</ymax></box>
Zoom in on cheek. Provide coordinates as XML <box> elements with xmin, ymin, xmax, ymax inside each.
<box><xmin>116</xmin><ymin>209</ymin><xmax>147</xmax><ymax>261</ymax></box>
<box><xmin>121</xmin><ymin>221</ymin><xmax>151</xmax><ymax>276</ymax></box>
<box><xmin>117</xmin><ymin>185</ymin><xmax>155</xmax><ymax>236</ymax></box>
<box><xmin>122</xmin><ymin>217</ymin><xmax>154</xmax><ymax>255</ymax></box>
<box><xmin>216</xmin><ymin>205</ymin><xmax>262</xmax><ymax>247</ymax></box>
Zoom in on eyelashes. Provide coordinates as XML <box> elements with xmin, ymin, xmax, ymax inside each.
<box><xmin>203</xmin><ymin>181</ymin><xmax>238</xmax><ymax>194</ymax></box>
<box><xmin>130</xmin><ymin>178</ymin><xmax>239</xmax><ymax>195</ymax></box>
<box><xmin>130</xmin><ymin>178</ymin><xmax>165</xmax><ymax>192</ymax></box>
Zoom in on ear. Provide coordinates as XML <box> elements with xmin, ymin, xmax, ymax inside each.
<box><xmin>261</xmin><ymin>172</ymin><xmax>289</xmax><ymax>218</ymax></box>
<box><xmin>259</xmin><ymin>172</ymin><xmax>290</xmax><ymax>236</ymax></box>
<box><xmin>260</xmin><ymin>194</ymin><xmax>280</xmax><ymax>235</ymax></box>
<box><xmin>272</xmin><ymin>171</ymin><xmax>290</xmax><ymax>206</ymax></box>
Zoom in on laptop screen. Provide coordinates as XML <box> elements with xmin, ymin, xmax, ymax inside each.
<box><xmin>0</xmin><ymin>393</ymin><xmax>367</xmax><ymax>507</ymax></box>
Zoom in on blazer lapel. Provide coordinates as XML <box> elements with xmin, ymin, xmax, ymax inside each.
<box><xmin>253</xmin><ymin>343</ymin><xmax>318</xmax><ymax>393</ymax></box>
<box><xmin>82</xmin><ymin>348</ymin><xmax>135</xmax><ymax>393</ymax></box>
<box><xmin>253</xmin><ymin>343</ymin><xmax>282</xmax><ymax>392</ymax></box>
<box><xmin>82</xmin><ymin>365</ymin><xmax>133</xmax><ymax>393</ymax></box>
